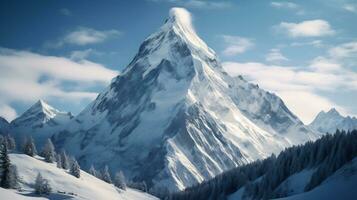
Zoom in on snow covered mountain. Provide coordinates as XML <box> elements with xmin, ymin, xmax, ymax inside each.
<box><xmin>2</xmin><ymin>153</ymin><xmax>158</xmax><ymax>200</ymax></box>
<box><xmin>54</xmin><ymin>7</ymin><xmax>317</xmax><ymax>192</ymax></box>
<box><xmin>9</xmin><ymin>100</ymin><xmax>73</xmax><ymax>148</ymax></box>
<box><xmin>309</xmin><ymin>108</ymin><xmax>357</xmax><ymax>134</ymax></box>
<box><xmin>0</xmin><ymin>116</ymin><xmax>10</xmax><ymax>135</ymax></box>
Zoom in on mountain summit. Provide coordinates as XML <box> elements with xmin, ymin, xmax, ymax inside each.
<box><xmin>55</xmin><ymin>8</ymin><xmax>317</xmax><ymax>192</ymax></box>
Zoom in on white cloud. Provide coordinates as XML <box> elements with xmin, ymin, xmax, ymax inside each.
<box><xmin>291</xmin><ymin>40</ymin><xmax>323</xmax><ymax>48</ymax></box>
<box><xmin>309</xmin><ymin>56</ymin><xmax>341</xmax><ymax>72</ymax></box>
<box><xmin>148</xmin><ymin>0</ymin><xmax>231</xmax><ymax>9</ymax></box>
<box><xmin>222</xmin><ymin>53</ymin><xmax>357</xmax><ymax>123</ymax></box>
<box><xmin>0</xmin><ymin>47</ymin><xmax>118</xmax><ymax>120</ymax></box>
<box><xmin>270</xmin><ymin>1</ymin><xmax>304</xmax><ymax>15</ymax></box>
<box><xmin>276</xmin><ymin>20</ymin><xmax>335</xmax><ymax>37</ymax></box>
<box><xmin>265</xmin><ymin>48</ymin><xmax>289</xmax><ymax>63</ymax></box>
<box><xmin>59</xmin><ymin>8</ymin><xmax>72</xmax><ymax>16</ymax></box>
<box><xmin>328</xmin><ymin>41</ymin><xmax>357</xmax><ymax>59</ymax></box>
<box><xmin>221</xmin><ymin>35</ymin><xmax>254</xmax><ymax>56</ymax></box>
<box><xmin>343</xmin><ymin>4</ymin><xmax>357</xmax><ymax>13</ymax></box>
<box><xmin>48</xmin><ymin>27</ymin><xmax>121</xmax><ymax>48</ymax></box>
<box><xmin>70</xmin><ymin>48</ymin><xmax>97</xmax><ymax>60</ymax></box>
<box><xmin>0</xmin><ymin>104</ymin><xmax>17</xmax><ymax>122</ymax></box>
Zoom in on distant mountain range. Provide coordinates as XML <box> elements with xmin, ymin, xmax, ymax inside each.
<box><xmin>309</xmin><ymin>108</ymin><xmax>357</xmax><ymax>134</ymax></box>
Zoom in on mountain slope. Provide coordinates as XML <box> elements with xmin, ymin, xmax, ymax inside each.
<box><xmin>0</xmin><ymin>116</ymin><xmax>10</xmax><ymax>134</ymax></box>
<box><xmin>309</xmin><ymin>108</ymin><xmax>357</xmax><ymax>134</ymax></box>
<box><xmin>10</xmin><ymin>100</ymin><xmax>73</xmax><ymax>148</ymax></box>
<box><xmin>54</xmin><ymin>7</ymin><xmax>317</xmax><ymax>192</ymax></box>
<box><xmin>5</xmin><ymin>153</ymin><xmax>158</xmax><ymax>200</ymax></box>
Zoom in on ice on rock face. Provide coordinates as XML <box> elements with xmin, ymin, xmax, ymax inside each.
<box><xmin>54</xmin><ymin>7</ymin><xmax>317</xmax><ymax>192</ymax></box>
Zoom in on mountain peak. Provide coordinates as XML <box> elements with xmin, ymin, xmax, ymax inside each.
<box><xmin>168</xmin><ymin>7</ymin><xmax>193</xmax><ymax>30</ymax></box>
<box><xmin>327</xmin><ymin>108</ymin><xmax>340</xmax><ymax>116</ymax></box>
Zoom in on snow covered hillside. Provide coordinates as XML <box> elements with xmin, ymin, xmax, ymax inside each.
<box><xmin>309</xmin><ymin>108</ymin><xmax>357</xmax><ymax>134</ymax></box>
<box><xmin>9</xmin><ymin>100</ymin><xmax>73</xmax><ymax>148</ymax></box>
<box><xmin>3</xmin><ymin>153</ymin><xmax>158</xmax><ymax>200</ymax></box>
<box><xmin>54</xmin><ymin>7</ymin><xmax>317</xmax><ymax>192</ymax></box>
<box><xmin>228</xmin><ymin>158</ymin><xmax>357</xmax><ymax>200</ymax></box>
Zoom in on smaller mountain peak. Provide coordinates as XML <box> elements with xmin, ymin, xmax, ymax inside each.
<box><xmin>327</xmin><ymin>108</ymin><xmax>340</xmax><ymax>116</ymax></box>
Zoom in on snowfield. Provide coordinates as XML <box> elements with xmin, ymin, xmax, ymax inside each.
<box><xmin>228</xmin><ymin>158</ymin><xmax>357</xmax><ymax>200</ymax></box>
<box><xmin>3</xmin><ymin>153</ymin><xmax>158</xmax><ymax>200</ymax></box>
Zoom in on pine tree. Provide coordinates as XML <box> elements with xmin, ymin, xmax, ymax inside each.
<box><xmin>70</xmin><ymin>158</ymin><xmax>80</xmax><ymax>178</ymax></box>
<box><xmin>89</xmin><ymin>165</ymin><xmax>99</xmax><ymax>178</ymax></box>
<box><xmin>114</xmin><ymin>170</ymin><xmax>126</xmax><ymax>190</ymax></box>
<box><xmin>0</xmin><ymin>141</ymin><xmax>11</xmax><ymax>188</ymax></box>
<box><xmin>56</xmin><ymin>153</ymin><xmax>62</xmax><ymax>168</ymax></box>
<box><xmin>34</xmin><ymin>173</ymin><xmax>51</xmax><ymax>195</ymax></box>
<box><xmin>41</xmin><ymin>139</ymin><xmax>56</xmax><ymax>163</ymax></box>
<box><xmin>60</xmin><ymin>150</ymin><xmax>69</xmax><ymax>169</ymax></box>
<box><xmin>5</xmin><ymin>135</ymin><xmax>16</xmax><ymax>151</ymax></box>
<box><xmin>101</xmin><ymin>165</ymin><xmax>112</xmax><ymax>183</ymax></box>
<box><xmin>23</xmin><ymin>136</ymin><xmax>37</xmax><ymax>157</ymax></box>
<box><xmin>8</xmin><ymin>165</ymin><xmax>19</xmax><ymax>189</ymax></box>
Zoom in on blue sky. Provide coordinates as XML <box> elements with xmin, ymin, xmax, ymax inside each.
<box><xmin>0</xmin><ymin>0</ymin><xmax>356</xmax><ymax>124</ymax></box>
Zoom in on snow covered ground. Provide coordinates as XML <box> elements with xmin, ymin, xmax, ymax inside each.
<box><xmin>228</xmin><ymin>158</ymin><xmax>357</xmax><ymax>200</ymax></box>
<box><xmin>1</xmin><ymin>153</ymin><xmax>158</xmax><ymax>200</ymax></box>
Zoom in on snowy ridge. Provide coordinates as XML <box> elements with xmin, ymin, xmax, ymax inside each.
<box><xmin>309</xmin><ymin>108</ymin><xmax>357</xmax><ymax>134</ymax></box>
<box><xmin>9</xmin><ymin>100</ymin><xmax>73</xmax><ymax>148</ymax></box>
<box><xmin>5</xmin><ymin>153</ymin><xmax>158</xmax><ymax>200</ymax></box>
<box><xmin>54</xmin><ymin>7</ymin><xmax>317</xmax><ymax>192</ymax></box>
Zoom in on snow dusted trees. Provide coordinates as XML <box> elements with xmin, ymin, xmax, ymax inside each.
<box><xmin>114</xmin><ymin>171</ymin><xmax>126</xmax><ymax>190</ymax></box>
<box><xmin>41</xmin><ymin>139</ymin><xmax>56</xmax><ymax>163</ymax></box>
<box><xmin>34</xmin><ymin>172</ymin><xmax>51</xmax><ymax>195</ymax></box>
<box><xmin>0</xmin><ymin>140</ymin><xmax>10</xmax><ymax>188</ymax></box>
<box><xmin>70</xmin><ymin>158</ymin><xmax>80</xmax><ymax>178</ymax></box>
<box><xmin>0</xmin><ymin>139</ymin><xmax>19</xmax><ymax>189</ymax></box>
<box><xmin>89</xmin><ymin>165</ymin><xmax>100</xmax><ymax>178</ymax></box>
<box><xmin>60</xmin><ymin>150</ymin><xmax>69</xmax><ymax>169</ymax></box>
<box><xmin>101</xmin><ymin>165</ymin><xmax>112</xmax><ymax>183</ymax></box>
<box><xmin>23</xmin><ymin>136</ymin><xmax>37</xmax><ymax>157</ymax></box>
<box><xmin>169</xmin><ymin>130</ymin><xmax>357</xmax><ymax>200</ymax></box>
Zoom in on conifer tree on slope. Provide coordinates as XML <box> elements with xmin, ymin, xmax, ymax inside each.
<box><xmin>60</xmin><ymin>150</ymin><xmax>69</xmax><ymax>169</ymax></box>
<box><xmin>23</xmin><ymin>136</ymin><xmax>37</xmax><ymax>157</ymax></box>
<box><xmin>70</xmin><ymin>158</ymin><xmax>81</xmax><ymax>178</ymax></box>
<box><xmin>102</xmin><ymin>165</ymin><xmax>112</xmax><ymax>183</ymax></box>
<box><xmin>89</xmin><ymin>165</ymin><xmax>99</xmax><ymax>178</ymax></box>
<box><xmin>34</xmin><ymin>172</ymin><xmax>51</xmax><ymax>195</ymax></box>
<box><xmin>0</xmin><ymin>141</ymin><xmax>10</xmax><ymax>188</ymax></box>
<box><xmin>114</xmin><ymin>170</ymin><xmax>126</xmax><ymax>190</ymax></box>
<box><xmin>42</xmin><ymin>139</ymin><xmax>56</xmax><ymax>163</ymax></box>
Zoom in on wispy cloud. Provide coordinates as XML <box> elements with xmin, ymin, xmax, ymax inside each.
<box><xmin>47</xmin><ymin>27</ymin><xmax>121</xmax><ymax>48</ymax></box>
<box><xmin>275</xmin><ymin>20</ymin><xmax>335</xmax><ymax>37</ymax></box>
<box><xmin>221</xmin><ymin>35</ymin><xmax>254</xmax><ymax>56</ymax></box>
<box><xmin>290</xmin><ymin>40</ymin><xmax>323</xmax><ymax>48</ymax></box>
<box><xmin>0</xmin><ymin>47</ymin><xmax>118</xmax><ymax>120</ymax></box>
<box><xmin>0</xmin><ymin>103</ymin><xmax>17</xmax><ymax>122</ymax></box>
<box><xmin>59</xmin><ymin>8</ymin><xmax>72</xmax><ymax>16</ymax></box>
<box><xmin>270</xmin><ymin>1</ymin><xmax>304</xmax><ymax>14</ymax></box>
<box><xmin>265</xmin><ymin>48</ymin><xmax>288</xmax><ymax>63</ymax></box>
<box><xmin>343</xmin><ymin>4</ymin><xmax>357</xmax><ymax>13</ymax></box>
<box><xmin>147</xmin><ymin>0</ymin><xmax>231</xmax><ymax>9</ymax></box>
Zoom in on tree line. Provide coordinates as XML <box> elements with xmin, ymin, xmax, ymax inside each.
<box><xmin>0</xmin><ymin>134</ymin><xmax>127</xmax><ymax>196</ymax></box>
<box><xmin>168</xmin><ymin>129</ymin><xmax>357</xmax><ymax>200</ymax></box>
